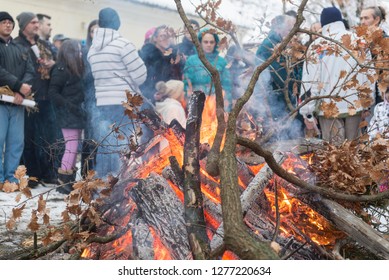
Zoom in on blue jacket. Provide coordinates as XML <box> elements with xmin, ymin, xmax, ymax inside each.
<box><xmin>183</xmin><ymin>52</ymin><xmax>232</xmax><ymax>110</ymax></box>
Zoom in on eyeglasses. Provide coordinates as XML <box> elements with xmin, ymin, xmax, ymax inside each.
<box><xmin>0</xmin><ymin>20</ymin><xmax>14</xmax><ymax>25</ymax></box>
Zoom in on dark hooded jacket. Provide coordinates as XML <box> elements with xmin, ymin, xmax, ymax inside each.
<box><xmin>48</xmin><ymin>62</ymin><xmax>85</xmax><ymax>129</ymax></box>
<box><xmin>139</xmin><ymin>43</ymin><xmax>183</xmax><ymax>103</ymax></box>
<box><xmin>14</xmin><ymin>32</ymin><xmax>54</xmax><ymax>100</ymax></box>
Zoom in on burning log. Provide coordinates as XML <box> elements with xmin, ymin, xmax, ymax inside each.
<box><xmin>210</xmin><ymin>152</ymin><xmax>285</xmax><ymax>250</ymax></box>
<box><xmin>130</xmin><ymin>173</ymin><xmax>192</xmax><ymax>260</ymax></box>
<box><xmin>302</xmin><ymin>196</ymin><xmax>389</xmax><ymax>259</ymax></box>
<box><xmin>132</xmin><ymin>217</ymin><xmax>154</xmax><ymax>260</ymax></box>
<box><xmin>183</xmin><ymin>91</ymin><xmax>210</xmax><ymax>259</ymax></box>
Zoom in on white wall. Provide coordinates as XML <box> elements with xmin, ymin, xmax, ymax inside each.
<box><xmin>3</xmin><ymin>0</ymin><xmax>192</xmax><ymax>49</ymax></box>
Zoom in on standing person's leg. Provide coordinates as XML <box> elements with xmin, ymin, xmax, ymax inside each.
<box><xmin>61</xmin><ymin>128</ymin><xmax>81</xmax><ymax>171</ymax></box>
<box><xmin>344</xmin><ymin>114</ymin><xmax>362</xmax><ymax>141</ymax></box>
<box><xmin>57</xmin><ymin>128</ymin><xmax>81</xmax><ymax>194</ymax></box>
<box><xmin>22</xmin><ymin>110</ymin><xmax>41</xmax><ymax>182</ymax></box>
<box><xmin>4</xmin><ymin>106</ymin><xmax>24</xmax><ymax>183</ymax></box>
<box><xmin>0</xmin><ymin>105</ymin><xmax>10</xmax><ymax>184</ymax></box>
<box><xmin>318</xmin><ymin>117</ymin><xmax>345</xmax><ymax>145</ymax></box>
<box><xmin>37</xmin><ymin>100</ymin><xmax>59</xmax><ymax>182</ymax></box>
<box><xmin>95</xmin><ymin>105</ymin><xmax>126</xmax><ymax>178</ymax></box>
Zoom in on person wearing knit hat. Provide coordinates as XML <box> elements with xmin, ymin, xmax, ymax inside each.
<box><xmin>300</xmin><ymin>7</ymin><xmax>375</xmax><ymax>145</ymax></box>
<box><xmin>98</xmin><ymin>7</ymin><xmax>120</xmax><ymax>30</ymax></box>
<box><xmin>320</xmin><ymin>6</ymin><xmax>342</xmax><ymax>27</ymax></box>
<box><xmin>88</xmin><ymin>7</ymin><xmax>146</xmax><ymax>178</ymax></box>
<box><xmin>0</xmin><ymin>10</ymin><xmax>34</xmax><ymax>187</ymax></box>
<box><xmin>155</xmin><ymin>80</ymin><xmax>185</xmax><ymax>102</ymax></box>
<box><xmin>16</xmin><ymin>12</ymin><xmax>36</xmax><ymax>31</ymax></box>
<box><xmin>0</xmin><ymin>12</ymin><xmax>15</xmax><ymax>30</ymax></box>
<box><xmin>13</xmin><ymin>11</ymin><xmax>58</xmax><ymax>186</ymax></box>
<box><xmin>154</xmin><ymin>80</ymin><xmax>186</xmax><ymax>152</ymax></box>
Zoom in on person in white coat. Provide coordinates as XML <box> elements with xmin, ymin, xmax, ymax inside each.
<box><xmin>300</xmin><ymin>7</ymin><xmax>375</xmax><ymax>145</ymax></box>
<box><xmin>154</xmin><ymin>80</ymin><xmax>186</xmax><ymax>152</ymax></box>
<box><xmin>87</xmin><ymin>7</ymin><xmax>147</xmax><ymax>178</ymax></box>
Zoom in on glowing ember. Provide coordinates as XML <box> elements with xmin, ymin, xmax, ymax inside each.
<box><xmin>264</xmin><ymin>186</ymin><xmax>344</xmax><ymax>246</ymax></box>
<box><xmin>81</xmin><ymin>247</ymin><xmax>91</xmax><ymax>258</ymax></box>
<box><xmin>222</xmin><ymin>250</ymin><xmax>239</xmax><ymax>260</ymax></box>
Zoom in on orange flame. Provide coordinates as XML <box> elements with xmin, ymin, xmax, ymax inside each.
<box><xmin>149</xmin><ymin>227</ymin><xmax>172</xmax><ymax>260</ymax></box>
<box><xmin>81</xmin><ymin>247</ymin><xmax>91</xmax><ymax>258</ymax></box>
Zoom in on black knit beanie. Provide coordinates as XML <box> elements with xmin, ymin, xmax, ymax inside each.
<box><xmin>320</xmin><ymin>7</ymin><xmax>343</xmax><ymax>27</ymax></box>
<box><xmin>0</xmin><ymin>11</ymin><xmax>15</xmax><ymax>29</ymax></box>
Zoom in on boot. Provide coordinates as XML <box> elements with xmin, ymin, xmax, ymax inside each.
<box><xmin>57</xmin><ymin>168</ymin><xmax>75</xmax><ymax>195</ymax></box>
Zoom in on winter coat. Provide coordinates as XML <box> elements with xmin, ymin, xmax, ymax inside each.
<box><xmin>87</xmin><ymin>28</ymin><xmax>147</xmax><ymax>106</ymax></box>
<box><xmin>368</xmin><ymin>100</ymin><xmax>389</xmax><ymax>140</ymax></box>
<box><xmin>177</xmin><ymin>37</ymin><xmax>196</xmax><ymax>58</ymax></box>
<box><xmin>300</xmin><ymin>21</ymin><xmax>375</xmax><ymax>118</ymax></box>
<box><xmin>13</xmin><ymin>33</ymin><xmax>54</xmax><ymax>101</ymax></box>
<box><xmin>139</xmin><ymin>43</ymin><xmax>183</xmax><ymax>102</ymax></box>
<box><xmin>183</xmin><ymin>52</ymin><xmax>232</xmax><ymax>111</ymax></box>
<box><xmin>0</xmin><ymin>36</ymin><xmax>34</xmax><ymax>97</ymax></box>
<box><xmin>155</xmin><ymin>97</ymin><xmax>186</xmax><ymax>151</ymax></box>
<box><xmin>48</xmin><ymin>63</ymin><xmax>85</xmax><ymax>129</ymax></box>
<box><xmin>256</xmin><ymin>31</ymin><xmax>302</xmax><ymax>119</ymax></box>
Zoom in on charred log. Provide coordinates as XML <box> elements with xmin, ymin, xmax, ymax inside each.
<box><xmin>130</xmin><ymin>174</ymin><xmax>192</xmax><ymax>260</ymax></box>
<box><xmin>301</xmin><ymin>195</ymin><xmax>389</xmax><ymax>259</ymax></box>
<box><xmin>183</xmin><ymin>91</ymin><xmax>210</xmax><ymax>259</ymax></box>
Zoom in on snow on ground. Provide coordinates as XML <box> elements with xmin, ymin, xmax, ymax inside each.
<box><xmin>0</xmin><ymin>183</ymin><xmax>67</xmax><ymax>256</ymax></box>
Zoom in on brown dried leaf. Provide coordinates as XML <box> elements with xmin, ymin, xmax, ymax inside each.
<box><xmin>359</xmin><ymin>120</ymin><xmax>368</xmax><ymax>128</ymax></box>
<box><xmin>14</xmin><ymin>165</ymin><xmax>27</xmax><ymax>180</ymax></box>
<box><xmin>21</xmin><ymin>186</ymin><xmax>32</xmax><ymax>198</ymax></box>
<box><xmin>37</xmin><ymin>194</ymin><xmax>46</xmax><ymax>213</ymax></box>
<box><xmin>6</xmin><ymin>218</ymin><xmax>16</xmax><ymax>230</ymax></box>
<box><xmin>61</xmin><ymin>210</ymin><xmax>70</xmax><ymax>223</ymax></box>
<box><xmin>15</xmin><ymin>192</ymin><xmax>22</xmax><ymax>203</ymax></box>
<box><xmin>12</xmin><ymin>204</ymin><xmax>26</xmax><ymax>220</ymax></box>
<box><xmin>27</xmin><ymin>210</ymin><xmax>40</xmax><ymax>232</ymax></box>
<box><xmin>43</xmin><ymin>213</ymin><xmax>50</xmax><ymax>225</ymax></box>
<box><xmin>320</xmin><ymin>101</ymin><xmax>339</xmax><ymax>118</ymax></box>
<box><xmin>341</xmin><ymin>34</ymin><xmax>352</xmax><ymax>49</ymax></box>
<box><xmin>3</xmin><ymin>181</ymin><xmax>19</xmax><ymax>193</ymax></box>
<box><xmin>339</xmin><ymin>70</ymin><xmax>347</xmax><ymax>79</ymax></box>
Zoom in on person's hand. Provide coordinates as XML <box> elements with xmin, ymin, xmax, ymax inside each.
<box><xmin>40</xmin><ymin>59</ymin><xmax>55</xmax><ymax>69</ymax></box>
<box><xmin>361</xmin><ymin>110</ymin><xmax>371</xmax><ymax>120</ymax></box>
<box><xmin>19</xmin><ymin>83</ymin><xmax>32</xmax><ymax>96</ymax></box>
<box><xmin>13</xmin><ymin>93</ymin><xmax>24</xmax><ymax>105</ymax></box>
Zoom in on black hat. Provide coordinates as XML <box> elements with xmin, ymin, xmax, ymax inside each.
<box><xmin>320</xmin><ymin>7</ymin><xmax>343</xmax><ymax>27</ymax></box>
<box><xmin>0</xmin><ymin>11</ymin><xmax>15</xmax><ymax>29</ymax></box>
<box><xmin>99</xmin><ymin>8</ymin><xmax>120</xmax><ymax>30</ymax></box>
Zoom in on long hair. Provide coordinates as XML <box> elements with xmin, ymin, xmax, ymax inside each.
<box><xmin>86</xmin><ymin>19</ymin><xmax>98</xmax><ymax>49</ymax></box>
<box><xmin>57</xmin><ymin>39</ymin><xmax>84</xmax><ymax>78</ymax></box>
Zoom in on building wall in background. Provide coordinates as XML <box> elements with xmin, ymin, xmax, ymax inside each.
<box><xmin>3</xmin><ymin>0</ymin><xmax>193</xmax><ymax>49</ymax></box>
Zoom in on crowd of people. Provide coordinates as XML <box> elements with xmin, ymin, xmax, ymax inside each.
<box><xmin>1</xmin><ymin>5</ymin><xmax>389</xmax><ymax>193</ymax></box>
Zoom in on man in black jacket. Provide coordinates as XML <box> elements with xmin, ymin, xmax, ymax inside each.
<box><xmin>13</xmin><ymin>12</ymin><xmax>59</xmax><ymax>186</ymax></box>
<box><xmin>0</xmin><ymin>11</ymin><xmax>34</xmax><ymax>188</ymax></box>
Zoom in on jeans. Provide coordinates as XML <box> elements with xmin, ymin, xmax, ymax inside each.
<box><xmin>0</xmin><ymin>104</ymin><xmax>24</xmax><ymax>183</ymax></box>
<box><xmin>94</xmin><ymin>105</ymin><xmax>130</xmax><ymax>178</ymax></box>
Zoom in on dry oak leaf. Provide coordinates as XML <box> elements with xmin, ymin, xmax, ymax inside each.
<box><xmin>27</xmin><ymin>210</ymin><xmax>40</xmax><ymax>231</ymax></box>
<box><xmin>12</xmin><ymin>204</ymin><xmax>26</xmax><ymax>220</ymax></box>
<box><xmin>37</xmin><ymin>194</ymin><xmax>46</xmax><ymax>213</ymax></box>
<box><xmin>14</xmin><ymin>165</ymin><xmax>27</xmax><ymax>180</ymax></box>
<box><xmin>2</xmin><ymin>181</ymin><xmax>19</xmax><ymax>193</ymax></box>
<box><xmin>320</xmin><ymin>101</ymin><xmax>339</xmax><ymax>118</ymax></box>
